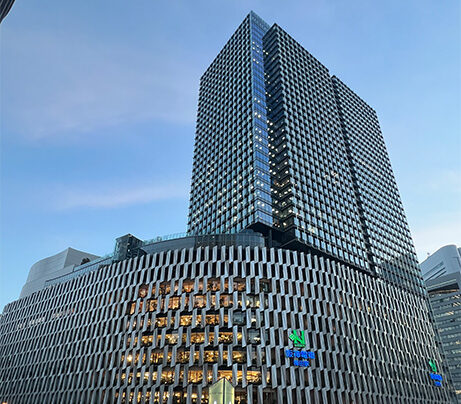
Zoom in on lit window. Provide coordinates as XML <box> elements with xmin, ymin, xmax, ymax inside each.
<box><xmin>190</xmin><ymin>332</ymin><xmax>206</xmax><ymax>344</ymax></box>
<box><xmin>155</xmin><ymin>316</ymin><xmax>168</xmax><ymax>328</ymax></box>
<box><xmin>232</xmin><ymin>350</ymin><xmax>245</xmax><ymax>363</ymax></box>
<box><xmin>219</xmin><ymin>332</ymin><xmax>234</xmax><ymax>344</ymax></box>
<box><xmin>180</xmin><ymin>315</ymin><xmax>192</xmax><ymax>326</ymax></box>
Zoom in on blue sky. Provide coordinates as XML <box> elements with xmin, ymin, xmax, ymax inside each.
<box><xmin>1</xmin><ymin>0</ymin><xmax>459</xmax><ymax>310</ymax></box>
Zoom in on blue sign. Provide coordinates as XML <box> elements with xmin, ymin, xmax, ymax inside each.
<box><xmin>285</xmin><ymin>349</ymin><xmax>315</xmax><ymax>367</ymax></box>
<box><xmin>293</xmin><ymin>359</ymin><xmax>310</xmax><ymax>367</ymax></box>
<box><xmin>429</xmin><ymin>372</ymin><xmax>443</xmax><ymax>387</ymax></box>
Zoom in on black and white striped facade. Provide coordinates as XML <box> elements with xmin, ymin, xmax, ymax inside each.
<box><xmin>0</xmin><ymin>244</ymin><xmax>452</xmax><ymax>403</ymax></box>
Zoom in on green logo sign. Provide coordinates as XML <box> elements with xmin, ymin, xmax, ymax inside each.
<box><xmin>289</xmin><ymin>330</ymin><xmax>306</xmax><ymax>348</ymax></box>
<box><xmin>429</xmin><ymin>359</ymin><xmax>437</xmax><ymax>373</ymax></box>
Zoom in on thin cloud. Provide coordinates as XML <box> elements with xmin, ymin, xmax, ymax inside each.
<box><xmin>57</xmin><ymin>183</ymin><xmax>189</xmax><ymax>210</ymax></box>
<box><xmin>2</xmin><ymin>30</ymin><xmax>199</xmax><ymax>140</ymax></box>
<box><xmin>416</xmin><ymin>168</ymin><xmax>461</xmax><ymax>194</ymax></box>
<box><xmin>412</xmin><ymin>210</ymin><xmax>461</xmax><ymax>262</ymax></box>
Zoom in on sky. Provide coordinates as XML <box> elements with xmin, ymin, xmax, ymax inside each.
<box><xmin>0</xmin><ymin>0</ymin><xmax>459</xmax><ymax>310</ymax></box>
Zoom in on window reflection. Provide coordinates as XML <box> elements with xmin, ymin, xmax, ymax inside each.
<box><xmin>233</xmin><ymin>311</ymin><xmax>245</xmax><ymax>325</ymax></box>
<box><xmin>248</xmin><ymin>330</ymin><xmax>260</xmax><ymax>344</ymax></box>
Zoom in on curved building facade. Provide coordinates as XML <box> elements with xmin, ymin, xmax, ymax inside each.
<box><xmin>0</xmin><ymin>244</ymin><xmax>451</xmax><ymax>403</ymax></box>
<box><xmin>19</xmin><ymin>247</ymin><xmax>100</xmax><ymax>298</ymax></box>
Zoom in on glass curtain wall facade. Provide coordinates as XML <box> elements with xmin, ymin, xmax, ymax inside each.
<box><xmin>188</xmin><ymin>12</ymin><xmax>273</xmax><ymax>235</ymax></box>
<box><xmin>332</xmin><ymin>77</ymin><xmax>423</xmax><ymax>293</ymax></box>
<box><xmin>263</xmin><ymin>25</ymin><xmax>369</xmax><ymax>274</ymax></box>
<box><xmin>188</xmin><ymin>13</ymin><xmax>425</xmax><ymax>295</ymax></box>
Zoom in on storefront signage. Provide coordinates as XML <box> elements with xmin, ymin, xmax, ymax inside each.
<box><xmin>289</xmin><ymin>329</ymin><xmax>306</xmax><ymax>348</ymax></box>
<box><xmin>429</xmin><ymin>373</ymin><xmax>442</xmax><ymax>387</ymax></box>
<box><xmin>428</xmin><ymin>359</ymin><xmax>442</xmax><ymax>387</ymax></box>
<box><xmin>285</xmin><ymin>349</ymin><xmax>315</xmax><ymax>367</ymax></box>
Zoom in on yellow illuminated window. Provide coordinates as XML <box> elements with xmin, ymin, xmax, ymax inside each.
<box><xmin>183</xmin><ymin>281</ymin><xmax>194</xmax><ymax>293</ymax></box>
<box><xmin>234</xmin><ymin>279</ymin><xmax>245</xmax><ymax>291</ymax></box>
<box><xmin>138</xmin><ymin>285</ymin><xmax>148</xmax><ymax>298</ymax></box>
<box><xmin>141</xmin><ymin>335</ymin><xmax>153</xmax><ymax>347</ymax></box>
<box><xmin>246</xmin><ymin>370</ymin><xmax>262</xmax><ymax>384</ymax></box>
<box><xmin>188</xmin><ymin>369</ymin><xmax>203</xmax><ymax>383</ymax></box>
<box><xmin>176</xmin><ymin>350</ymin><xmax>189</xmax><ymax>363</ymax></box>
<box><xmin>164</xmin><ymin>333</ymin><xmax>179</xmax><ymax>345</ymax></box>
<box><xmin>203</xmin><ymin>350</ymin><xmax>219</xmax><ymax>362</ymax></box>
<box><xmin>169</xmin><ymin>297</ymin><xmax>180</xmax><ymax>310</ymax></box>
<box><xmin>126</xmin><ymin>336</ymin><xmax>138</xmax><ymax>347</ymax></box>
<box><xmin>151</xmin><ymin>350</ymin><xmax>163</xmax><ymax>364</ymax></box>
<box><xmin>194</xmin><ymin>295</ymin><xmax>206</xmax><ymax>308</ymax></box>
<box><xmin>161</xmin><ymin>369</ymin><xmax>175</xmax><ymax>384</ymax></box>
<box><xmin>210</xmin><ymin>294</ymin><xmax>216</xmax><ymax>307</ymax></box>
<box><xmin>180</xmin><ymin>315</ymin><xmax>192</xmax><ymax>326</ymax></box>
<box><xmin>246</xmin><ymin>296</ymin><xmax>260</xmax><ymax>308</ymax></box>
<box><xmin>147</xmin><ymin>299</ymin><xmax>157</xmax><ymax>312</ymax></box>
<box><xmin>217</xmin><ymin>370</ymin><xmax>233</xmax><ymax>383</ymax></box>
<box><xmin>155</xmin><ymin>316</ymin><xmax>168</xmax><ymax>327</ymax></box>
<box><xmin>219</xmin><ymin>332</ymin><xmax>233</xmax><ymax>344</ymax></box>
<box><xmin>232</xmin><ymin>350</ymin><xmax>245</xmax><ymax>363</ymax></box>
<box><xmin>206</xmin><ymin>314</ymin><xmax>220</xmax><ymax>325</ymax></box>
<box><xmin>208</xmin><ymin>279</ymin><xmax>220</xmax><ymax>291</ymax></box>
<box><xmin>129</xmin><ymin>302</ymin><xmax>136</xmax><ymax>315</ymax></box>
<box><xmin>190</xmin><ymin>332</ymin><xmax>206</xmax><ymax>344</ymax></box>
<box><xmin>159</xmin><ymin>282</ymin><xmax>171</xmax><ymax>294</ymax></box>
<box><xmin>220</xmin><ymin>295</ymin><xmax>233</xmax><ymax>307</ymax></box>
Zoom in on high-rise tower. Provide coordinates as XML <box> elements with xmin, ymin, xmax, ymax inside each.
<box><xmin>188</xmin><ymin>12</ymin><xmax>424</xmax><ymax>296</ymax></box>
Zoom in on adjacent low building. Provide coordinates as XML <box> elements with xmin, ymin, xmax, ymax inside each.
<box><xmin>421</xmin><ymin>244</ymin><xmax>461</xmax><ymax>402</ymax></box>
<box><xmin>19</xmin><ymin>247</ymin><xmax>100</xmax><ymax>299</ymax></box>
